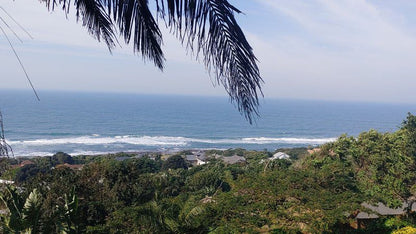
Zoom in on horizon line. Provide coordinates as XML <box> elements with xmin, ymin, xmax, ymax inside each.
<box><xmin>1</xmin><ymin>88</ymin><xmax>416</xmax><ymax>106</ymax></box>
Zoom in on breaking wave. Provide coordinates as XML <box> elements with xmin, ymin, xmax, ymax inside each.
<box><xmin>8</xmin><ymin>135</ymin><xmax>336</xmax><ymax>146</ymax></box>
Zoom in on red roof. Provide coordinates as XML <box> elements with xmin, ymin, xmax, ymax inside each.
<box><xmin>20</xmin><ymin>160</ymin><xmax>35</xmax><ymax>166</ymax></box>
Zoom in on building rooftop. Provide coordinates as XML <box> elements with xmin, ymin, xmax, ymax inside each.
<box><xmin>186</xmin><ymin>155</ymin><xmax>198</xmax><ymax>161</ymax></box>
<box><xmin>272</xmin><ymin>152</ymin><xmax>290</xmax><ymax>160</ymax></box>
<box><xmin>356</xmin><ymin>202</ymin><xmax>416</xmax><ymax>219</ymax></box>
<box><xmin>222</xmin><ymin>155</ymin><xmax>246</xmax><ymax>164</ymax></box>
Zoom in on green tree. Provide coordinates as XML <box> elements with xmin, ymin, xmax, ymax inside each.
<box><xmin>402</xmin><ymin>112</ymin><xmax>416</xmax><ymax>157</ymax></box>
<box><xmin>52</xmin><ymin>152</ymin><xmax>74</xmax><ymax>165</ymax></box>
<box><xmin>106</xmin><ymin>200</ymin><xmax>179</xmax><ymax>233</ymax></box>
<box><xmin>162</xmin><ymin>155</ymin><xmax>188</xmax><ymax>170</ymax></box>
<box><xmin>354</xmin><ymin>130</ymin><xmax>414</xmax><ymax>208</ymax></box>
<box><xmin>0</xmin><ymin>158</ymin><xmax>10</xmax><ymax>176</ymax></box>
<box><xmin>15</xmin><ymin>164</ymin><xmax>44</xmax><ymax>183</ymax></box>
<box><xmin>40</xmin><ymin>0</ymin><xmax>263</xmax><ymax>122</ymax></box>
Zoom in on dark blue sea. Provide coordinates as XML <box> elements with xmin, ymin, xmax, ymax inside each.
<box><xmin>0</xmin><ymin>90</ymin><xmax>415</xmax><ymax>156</ymax></box>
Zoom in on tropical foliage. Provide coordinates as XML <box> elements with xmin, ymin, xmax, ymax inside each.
<box><xmin>2</xmin><ymin>114</ymin><xmax>416</xmax><ymax>233</ymax></box>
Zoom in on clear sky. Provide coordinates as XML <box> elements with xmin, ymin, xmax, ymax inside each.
<box><xmin>1</xmin><ymin>0</ymin><xmax>416</xmax><ymax>103</ymax></box>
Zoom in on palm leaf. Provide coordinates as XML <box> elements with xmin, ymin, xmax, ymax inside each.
<box><xmin>155</xmin><ymin>0</ymin><xmax>263</xmax><ymax>123</ymax></box>
<box><xmin>22</xmin><ymin>189</ymin><xmax>43</xmax><ymax>232</ymax></box>
<box><xmin>104</xmin><ymin>0</ymin><xmax>165</xmax><ymax>69</ymax></box>
<box><xmin>184</xmin><ymin>205</ymin><xmax>205</xmax><ymax>226</ymax></box>
<box><xmin>0</xmin><ymin>185</ymin><xmax>25</xmax><ymax>231</ymax></box>
<box><xmin>39</xmin><ymin>0</ymin><xmax>263</xmax><ymax>122</ymax></box>
<box><xmin>74</xmin><ymin>0</ymin><xmax>116</xmax><ymax>50</ymax></box>
<box><xmin>40</xmin><ymin>0</ymin><xmax>116</xmax><ymax>50</ymax></box>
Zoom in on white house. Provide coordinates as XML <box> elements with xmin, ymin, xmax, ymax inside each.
<box><xmin>197</xmin><ymin>159</ymin><xmax>206</xmax><ymax>165</ymax></box>
<box><xmin>272</xmin><ymin>152</ymin><xmax>291</xmax><ymax>160</ymax></box>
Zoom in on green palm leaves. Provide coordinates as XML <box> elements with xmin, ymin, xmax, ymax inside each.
<box><xmin>0</xmin><ymin>186</ymin><xmax>81</xmax><ymax>234</ymax></box>
<box><xmin>39</xmin><ymin>0</ymin><xmax>263</xmax><ymax>122</ymax></box>
<box><xmin>0</xmin><ymin>186</ymin><xmax>42</xmax><ymax>233</ymax></box>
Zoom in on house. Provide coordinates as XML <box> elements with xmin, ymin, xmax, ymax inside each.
<box><xmin>222</xmin><ymin>155</ymin><xmax>246</xmax><ymax>164</ymax></box>
<box><xmin>354</xmin><ymin>202</ymin><xmax>416</xmax><ymax>229</ymax></box>
<box><xmin>192</xmin><ymin>150</ymin><xmax>206</xmax><ymax>159</ymax></box>
<box><xmin>186</xmin><ymin>155</ymin><xmax>198</xmax><ymax>165</ymax></box>
<box><xmin>20</xmin><ymin>160</ymin><xmax>35</xmax><ymax>167</ymax></box>
<box><xmin>197</xmin><ymin>158</ymin><xmax>206</xmax><ymax>165</ymax></box>
<box><xmin>10</xmin><ymin>160</ymin><xmax>35</xmax><ymax>169</ymax></box>
<box><xmin>271</xmin><ymin>152</ymin><xmax>291</xmax><ymax>160</ymax></box>
<box><xmin>186</xmin><ymin>155</ymin><xmax>207</xmax><ymax>166</ymax></box>
<box><xmin>197</xmin><ymin>154</ymin><xmax>207</xmax><ymax>161</ymax></box>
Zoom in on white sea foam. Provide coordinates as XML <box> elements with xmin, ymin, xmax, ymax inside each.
<box><xmin>8</xmin><ymin>136</ymin><xmax>188</xmax><ymax>146</ymax></box>
<box><xmin>8</xmin><ymin>135</ymin><xmax>336</xmax><ymax>146</ymax></box>
<box><xmin>14</xmin><ymin>151</ymin><xmax>55</xmax><ymax>157</ymax></box>
<box><xmin>13</xmin><ymin>150</ymin><xmax>117</xmax><ymax>157</ymax></box>
<box><xmin>240</xmin><ymin>137</ymin><xmax>335</xmax><ymax>144</ymax></box>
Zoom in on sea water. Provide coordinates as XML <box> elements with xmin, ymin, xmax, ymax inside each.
<box><xmin>0</xmin><ymin>90</ymin><xmax>414</xmax><ymax>156</ymax></box>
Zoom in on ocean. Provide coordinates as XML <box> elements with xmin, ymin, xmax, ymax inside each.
<box><xmin>0</xmin><ymin>90</ymin><xmax>414</xmax><ymax>156</ymax></box>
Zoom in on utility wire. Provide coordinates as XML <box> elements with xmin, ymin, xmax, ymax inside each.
<box><xmin>0</xmin><ymin>6</ymin><xmax>33</xmax><ymax>39</ymax></box>
<box><xmin>0</xmin><ymin>15</ymin><xmax>23</xmax><ymax>43</ymax></box>
<box><xmin>0</xmin><ymin>25</ymin><xmax>40</xmax><ymax>101</ymax></box>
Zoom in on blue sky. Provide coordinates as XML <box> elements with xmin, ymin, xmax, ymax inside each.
<box><xmin>1</xmin><ymin>0</ymin><xmax>416</xmax><ymax>103</ymax></box>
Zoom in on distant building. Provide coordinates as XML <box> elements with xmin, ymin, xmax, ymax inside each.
<box><xmin>11</xmin><ymin>160</ymin><xmax>36</xmax><ymax>169</ymax></box>
<box><xmin>354</xmin><ymin>202</ymin><xmax>416</xmax><ymax>229</ymax></box>
<box><xmin>186</xmin><ymin>155</ymin><xmax>207</xmax><ymax>166</ymax></box>
<box><xmin>192</xmin><ymin>150</ymin><xmax>206</xmax><ymax>159</ymax></box>
<box><xmin>186</xmin><ymin>155</ymin><xmax>198</xmax><ymax>164</ymax></box>
<box><xmin>197</xmin><ymin>158</ymin><xmax>206</xmax><ymax>165</ymax></box>
<box><xmin>222</xmin><ymin>155</ymin><xmax>246</xmax><ymax>164</ymax></box>
<box><xmin>20</xmin><ymin>160</ymin><xmax>35</xmax><ymax>167</ymax></box>
<box><xmin>271</xmin><ymin>152</ymin><xmax>291</xmax><ymax>160</ymax></box>
<box><xmin>357</xmin><ymin>202</ymin><xmax>416</xmax><ymax>218</ymax></box>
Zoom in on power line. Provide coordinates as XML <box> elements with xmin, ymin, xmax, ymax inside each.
<box><xmin>0</xmin><ymin>15</ymin><xmax>23</xmax><ymax>43</ymax></box>
<box><xmin>0</xmin><ymin>6</ymin><xmax>33</xmax><ymax>39</ymax></box>
<box><xmin>0</xmin><ymin>25</ymin><xmax>40</xmax><ymax>101</ymax></box>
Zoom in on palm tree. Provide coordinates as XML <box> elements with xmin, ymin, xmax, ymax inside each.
<box><xmin>39</xmin><ymin>0</ymin><xmax>263</xmax><ymax>123</ymax></box>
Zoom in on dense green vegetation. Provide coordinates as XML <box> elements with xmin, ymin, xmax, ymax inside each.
<box><xmin>2</xmin><ymin>114</ymin><xmax>416</xmax><ymax>233</ymax></box>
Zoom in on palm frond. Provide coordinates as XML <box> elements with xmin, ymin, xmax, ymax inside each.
<box><xmin>0</xmin><ymin>186</ymin><xmax>25</xmax><ymax>231</ymax></box>
<box><xmin>22</xmin><ymin>189</ymin><xmax>43</xmax><ymax>231</ymax></box>
<box><xmin>40</xmin><ymin>0</ymin><xmax>116</xmax><ymax>50</ymax></box>
<box><xmin>104</xmin><ymin>0</ymin><xmax>165</xmax><ymax>69</ymax></box>
<box><xmin>184</xmin><ymin>205</ymin><xmax>205</xmax><ymax>226</ymax></box>
<box><xmin>75</xmin><ymin>0</ymin><xmax>116</xmax><ymax>50</ymax></box>
<box><xmin>156</xmin><ymin>0</ymin><xmax>263</xmax><ymax>123</ymax></box>
<box><xmin>39</xmin><ymin>0</ymin><xmax>262</xmax><ymax>122</ymax></box>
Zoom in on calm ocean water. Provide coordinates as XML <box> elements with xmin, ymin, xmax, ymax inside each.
<box><xmin>0</xmin><ymin>90</ymin><xmax>415</xmax><ymax>156</ymax></box>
